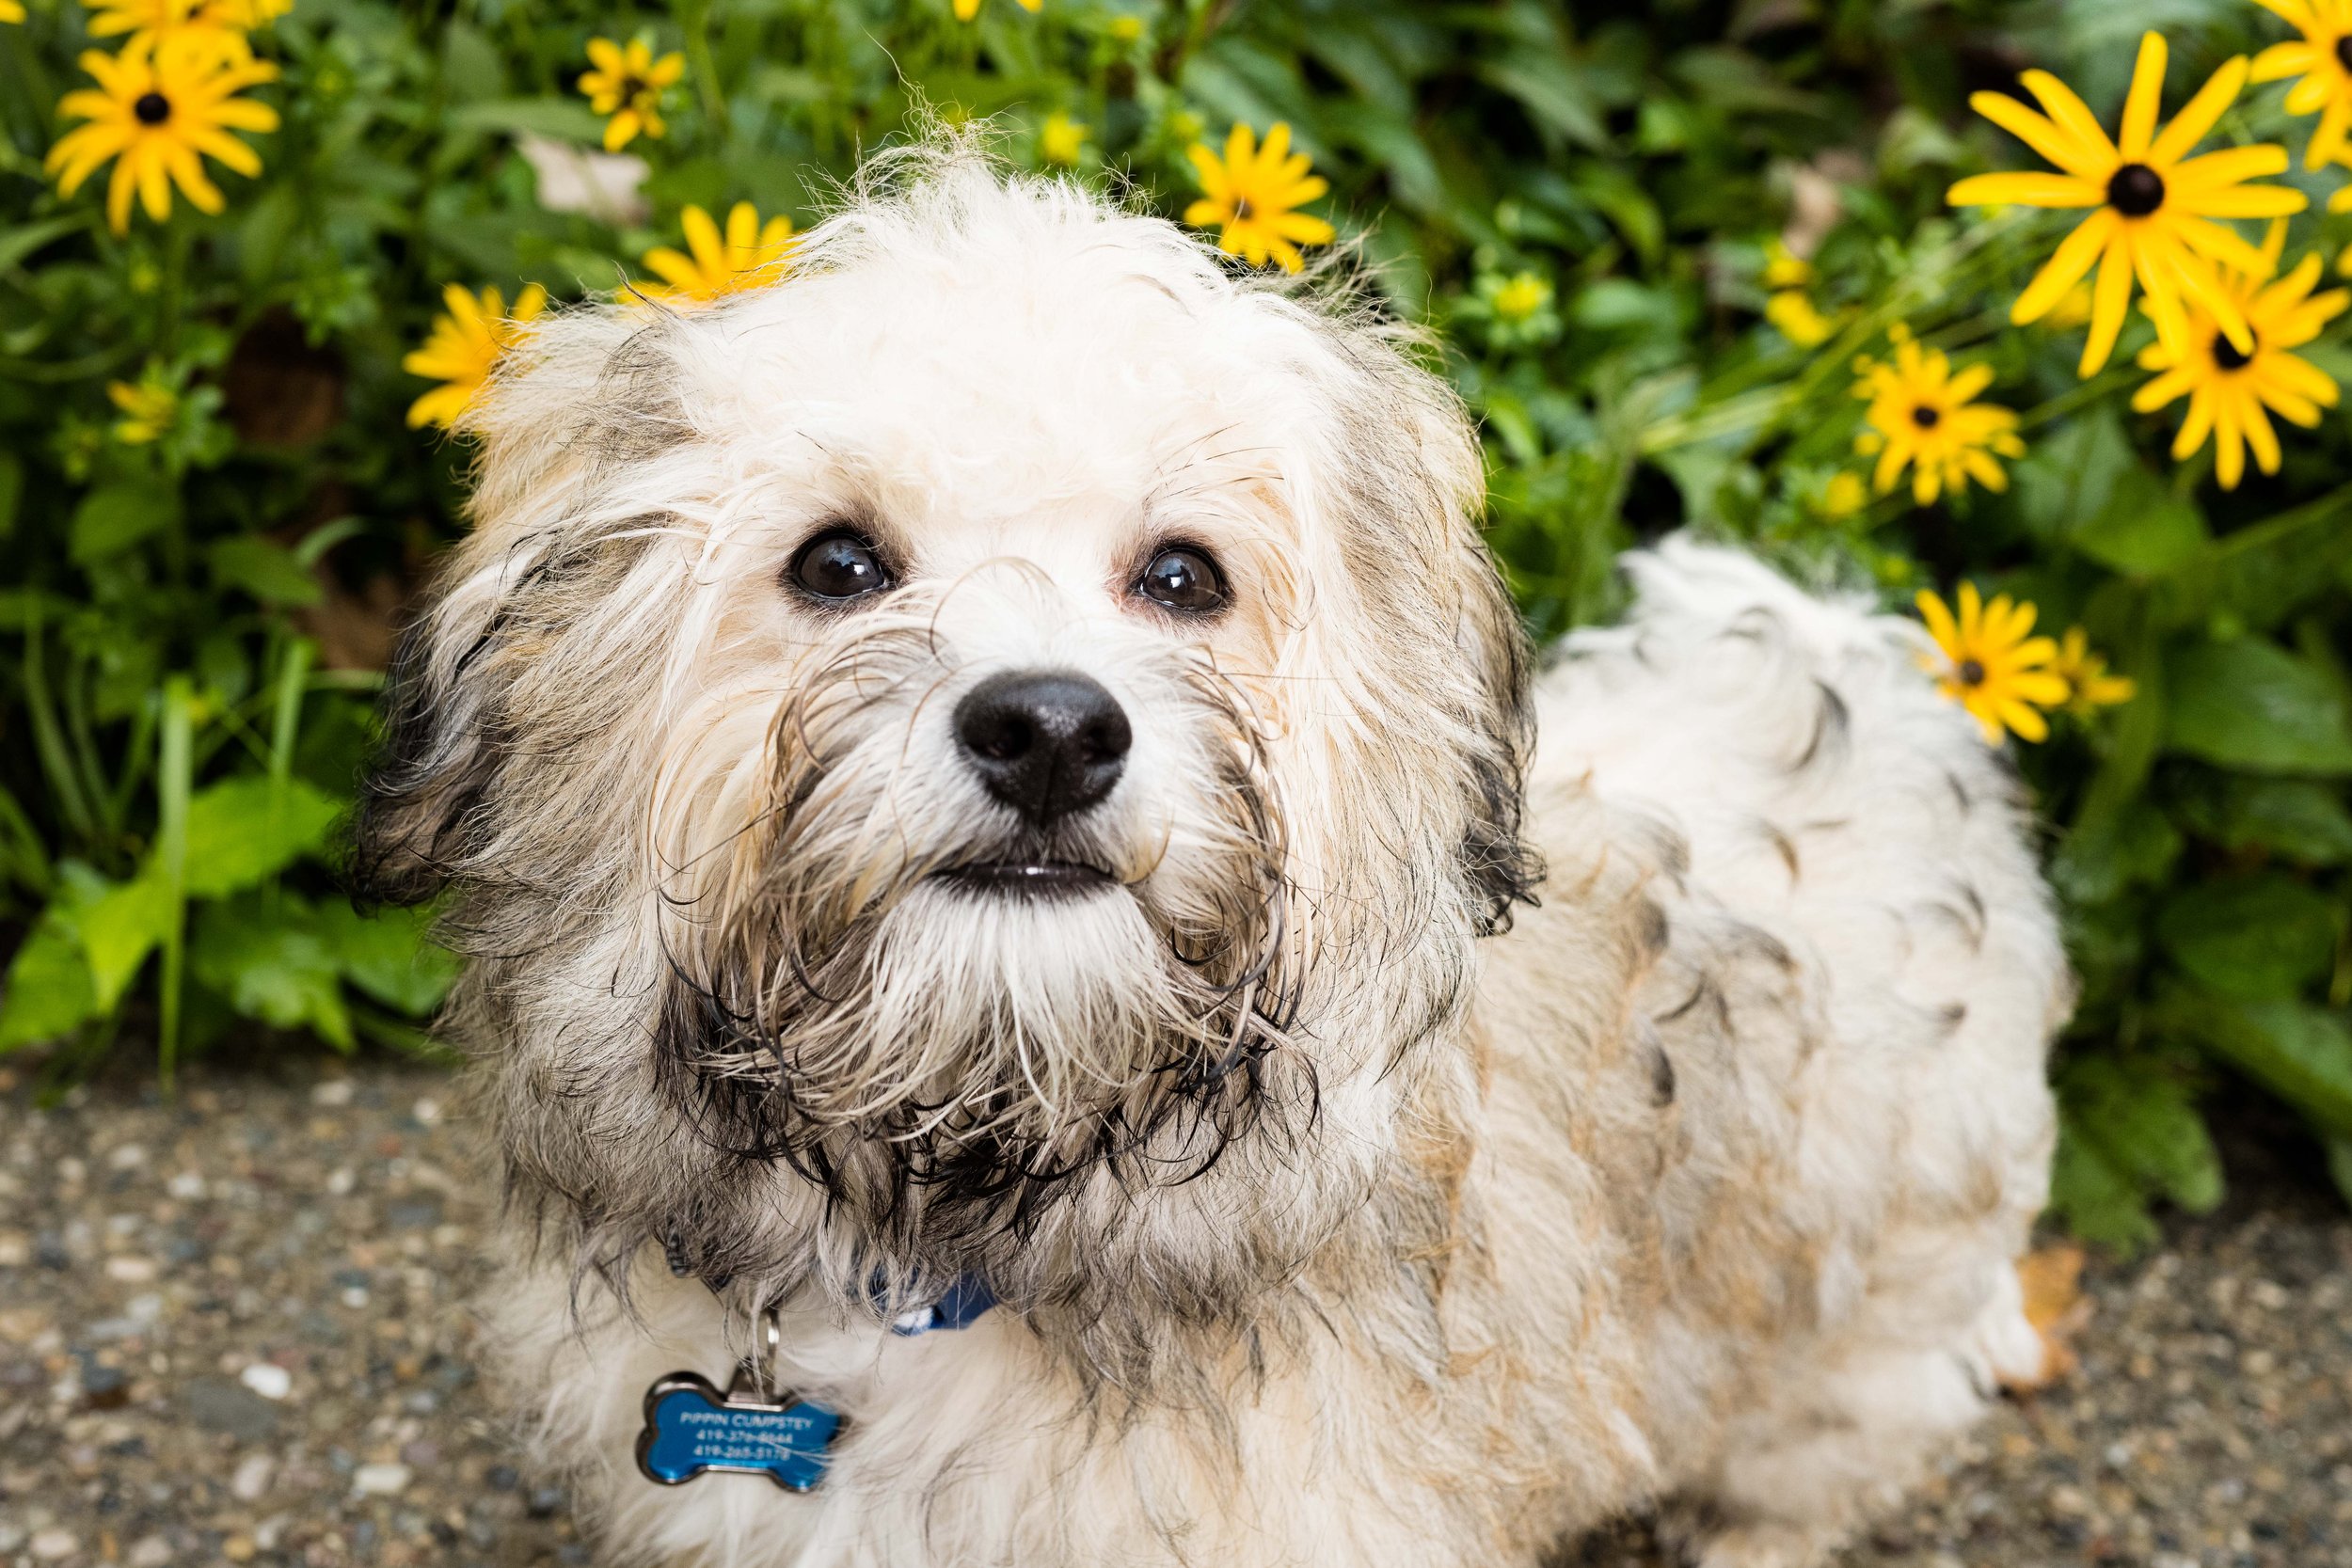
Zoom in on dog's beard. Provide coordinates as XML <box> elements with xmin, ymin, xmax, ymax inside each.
<box><xmin>650</xmin><ymin>610</ymin><xmax>1313</xmax><ymax>1290</ymax></box>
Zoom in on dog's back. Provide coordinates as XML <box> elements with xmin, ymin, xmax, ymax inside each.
<box><xmin>1467</xmin><ymin>536</ymin><xmax>2064</xmax><ymax>1563</ymax></box>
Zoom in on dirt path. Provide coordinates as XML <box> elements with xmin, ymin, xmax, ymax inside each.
<box><xmin>2</xmin><ymin>1060</ymin><xmax>2346</xmax><ymax>1568</ymax></box>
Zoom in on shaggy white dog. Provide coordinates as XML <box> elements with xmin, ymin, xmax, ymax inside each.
<box><xmin>354</xmin><ymin>147</ymin><xmax>2065</xmax><ymax>1568</ymax></box>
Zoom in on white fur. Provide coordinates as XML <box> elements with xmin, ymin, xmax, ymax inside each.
<box><xmin>393</xmin><ymin>154</ymin><xmax>2064</xmax><ymax>1568</ymax></box>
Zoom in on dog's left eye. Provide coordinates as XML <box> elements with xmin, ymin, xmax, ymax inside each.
<box><xmin>790</xmin><ymin>530</ymin><xmax>894</xmax><ymax>602</ymax></box>
<box><xmin>1136</xmin><ymin>545</ymin><xmax>1227</xmax><ymax>615</ymax></box>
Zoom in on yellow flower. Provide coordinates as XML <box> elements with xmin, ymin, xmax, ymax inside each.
<box><xmin>639</xmin><ymin>201</ymin><xmax>796</xmax><ymax>304</ymax></box>
<box><xmin>2042</xmin><ymin>280</ymin><xmax>2095</xmax><ymax>328</ymax></box>
<box><xmin>1184</xmin><ymin>122</ymin><xmax>1336</xmax><ymax>274</ymax></box>
<box><xmin>1915</xmin><ymin>583</ymin><xmax>2069</xmax><ymax>744</ymax></box>
<box><xmin>83</xmin><ymin>0</ymin><xmax>289</xmax><ymax>49</ymax></box>
<box><xmin>1819</xmin><ymin>471</ymin><xmax>1867</xmax><ymax>519</ymax></box>
<box><xmin>1039</xmin><ymin>111</ymin><xmax>1089</xmax><ymax>167</ymax></box>
<box><xmin>2133</xmin><ymin>220</ymin><xmax>2347</xmax><ymax>488</ymax></box>
<box><xmin>1851</xmin><ymin>328</ymin><xmax>2026</xmax><ymax>504</ymax></box>
<box><xmin>2049</xmin><ymin>627</ymin><xmax>2137</xmax><ymax>716</ymax></box>
<box><xmin>952</xmin><ymin>0</ymin><xmax>1041</xmax><ymax>19</ymax></box>
<box><xmin>45</xmin><ymin>35</ymin><xmax>279</xmax><ymax>235</ymax></box>
<box><xmin>1492</xmin><ymin>272</ymin><xmax>1552</xmax><ymax>323</ymax></box>
<box><xmin>579</xmin><ymin>37</ymin><xmax>683</xmax><ymax>153</ymax></box>
<box><xmin>1765</xmin><ymin>290</ymin><xmax>1833</xmax><ymax>346</ymax></box>
<box><xmin>1763</xmin><ymin>237</ymin><xmax>1814</xmax><ymax>289</ymax></box>
<box><xmin>1947</xmin><ymin>31</ymin><xmax>2305</xmax><ymax>377</ymax></box>
<box><xmin>107</xmin><ymin>373</ymin><xmax>178</xmax><ymax>444</ymax></box>
<box><xmin>1107</xmin><ymin>14</ymin><xmax>1143</xmax><ymax>40</ymax></box>
<box><xmin>402</xmin><ymin>282</ymin><xmax>548</xmax><ymax>431</ymax></box>
<box><xmin>1</xmin><ymin>0</ymin><xmax>26</xmax><ymax>21</ymax></box>
<box><xmin>2250</xmin><ymin>0</ymin><xmax>2352</xmax><ymax>168</ymax></box>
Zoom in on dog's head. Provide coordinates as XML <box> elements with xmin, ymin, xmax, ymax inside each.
<box><xmin>354</xmin><ymin>148</ymin><xmax>1534</xmax><ymax>1358</ymax></box>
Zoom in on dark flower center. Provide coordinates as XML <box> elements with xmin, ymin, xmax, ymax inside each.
<box><xmin>133</xmin><ymin>92</ymin><xmax>171</xmax><ymax>126</ymax></box>
<box><xmin>2336</xmin><ymin>35</ymin><xmax>2352</xmax><ymax>73</ymax></box>
<box><xmin>1232</xmin><ymin>196</ymin><xmax>1254</xmax><ymax>220</ymax></box>
<box><xmin>2106</xmin><ymin>163</ymin><xmax>2166</xmax><ymax>217</ymax></box>
<box><xmin>1911</xmin><ymin>404</ymin><xmax>1942</xmax><ymax>429</ymax></box>
<box><xmin>618</xmin><ymin>74</ymin><xmax>646</xmax><ymax>100</ymax></box>
<box><xmin>2213</xmin><ymin>330</ymin><xmax>2257</xmax><ymax>371</ymax></box>
<box><xmin>1958</xmin><ymin>658</ymin><xmax>1986</xmax><ymax>686</ymax></box>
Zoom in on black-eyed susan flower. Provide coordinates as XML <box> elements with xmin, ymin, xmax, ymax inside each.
<box><xmin>2133</xmin><ymin>220</ymin><xmax>2348</xmax><ymax>488</ymax></box>
<box><xmin>84</xmin><ymin>0</ymin><xmax>288</xmax><ymax>50</ymax></box>
<box><xmin>579</xmin><ymin>38</ymin><xmax>683</xmax><ymax>153</ymax></box>
<box><xmin>639</xmin><ymin>202</ymin><xmax>796</xmax><ymax>304</ymax></box>
<box><xmin>1851</xmin><ymin>327</ymin><xmax>2026</xmax><ymax>504</ymax></box>
<box><xmin>953</xmin><ymin>0</ymin><xmax>1040</xmax><ymax>18</ymax></box>
<box><xmin>107</xmin><ymin>372</ymin><xmax>180</xmax><ymax>445</ymax></box>
<box><xmin>2050</xmin><ymin>627</ymin><xmax>2137</xmax><ymax>716</ymax></box>
<box><xmin>2250</xmin><ymin>0</ymin><xmax>2352</xmax><ymax>167</ymax></box>
<box><xmin>1184</xmin><ymin>122</ymin><xmax>1335</xmax><ymax>274</ymax></box>
<box><xmin>45</xmin><ymin>35</ymin><xmax>279</xmax><ymax>235</ymax></box>
<box><xmin>1039</xmin><ymin>111</ymin><xmax>1089</xmax><ymax>167</ymax></box>
<box><xmin>1915</xmin><ymin>583</ymin><xmax>2069</xmax><ymax>744</ymax></box>
<box><xmin>403</xmin><ymin>283</ymin><xmax>547</xmax><ymax>431</ymax></box>
<box><xmin>1947</xmin><ymin>31</ymin><xmax>2304</xmax><ymax>376</ymax></box>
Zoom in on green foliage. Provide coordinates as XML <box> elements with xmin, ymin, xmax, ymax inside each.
<box><xmin>1</xmin><ymin>0</ymin><xmax>2347</xmax><ymax>1241</ymax></box>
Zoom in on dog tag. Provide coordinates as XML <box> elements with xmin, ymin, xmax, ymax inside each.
<box><xmin>635</xmin><ymin>1366</ymin><xmax>842</xmax><ymax>1493</ymax></box>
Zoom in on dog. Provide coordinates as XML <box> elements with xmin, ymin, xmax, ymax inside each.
<box><xmin>352</xmin><ymin>145</ymin><xmax>2066</xmax><ymax>1568</ymax></box>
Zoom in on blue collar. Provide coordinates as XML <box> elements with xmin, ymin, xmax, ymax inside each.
<box><xmin>636</xmin><ymin>1275</ymin><xmax>994</xmax><ymax>1493</ymax></box>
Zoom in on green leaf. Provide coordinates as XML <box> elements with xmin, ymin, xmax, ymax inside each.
<box><xmin>2165</xmin><ymin>636</ymin><xmax>2352</xmax><ymax>774</ymax></box>
<box><xmin>191</xmin><ymin>898</ymin><xmax>353</xmax><ymax>1051</ymax></box>
<box><xmin>175</xmin><ymin>777</ymin><xmax>342</xmax><ymax>899</ymax></box>
<box><xmin>208</xmin><ymin>536</ymin><xmax>323</xmax><ymax>608</ymax></box>
<box><xmin>70</xmin><ymin>482</ymin><xmax>182</xmax><ymax>566</ymax></box>
<box><xmin>2179</xmin><ymin>778</ymin><xmax>2352</xmax><ymax>865</ymax></box>
<box><xmin>0</xmin><ymin>215</ymin><xmax>86</xmax><ymax>274</ymax></box>
<box><xmin>444</xmin><ymin>97</ymin><xmax>619</xmax><ymax>143</ymax></box>
<box><xmin>2161</xmin><ymin>987</ymin><xmax>2352</xmax><ymax>1139</ymax></box>
<box><xmin>0</xmin><ymin>450</ymin><xmax>21</xmax><ymax>540</ymax></box>
<box><xmin>0</xmin><ymin>920</ymin><xmax>100</xmax><ymax>1051</ymax></box>
<box><xmin>2069</xmin><ymin>465</ymin><xmax>2208</xmax><ymax>578</ymax></box>
<box><xmin>318</xmin><ymin>902</ymin><xmax>459</xmax><ymax>1016</ymax></box>
<box><xmin>2070</xmin><ymin>1054</ymin><xmax>2224</xmax><ymax>1206</ymax></box>
<box><xmin>2049</xmin><ymin>1121</ymin><xmax>2159</xmax><ymax>1254</ymax></box>
<box><xmin>77</xmin><ymin>874</ymin><xmax>175</xmax><ymax>1012</ymax></box>
<box><xmin>2156</xmin><ymin>874</ymin><xmax>2343</xmax><ymax>1000</ymax></box>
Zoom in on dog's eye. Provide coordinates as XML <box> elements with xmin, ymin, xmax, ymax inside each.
<box><xmin>1136</xmin><ymin>545</ymin><xmax>1226</xmax><ymax>615</ymax></box>
<box><xmin>790</xmin><ymin>530</ymin><xmax>894</xmax><ymax>602</ymax></box>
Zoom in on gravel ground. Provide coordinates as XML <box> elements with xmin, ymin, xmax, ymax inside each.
<box><xmin>2</xmin><ymin>1057</ymin><xmax>2347</xmax><ymax>1568</ymax></box>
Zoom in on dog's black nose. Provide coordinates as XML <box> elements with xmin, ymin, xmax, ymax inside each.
<box><xmin>953</xmin><ymin>670</ymin><xmax>1131</xmax><ymax>826</ymax></box>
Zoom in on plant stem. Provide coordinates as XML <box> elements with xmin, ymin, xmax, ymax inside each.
<box><xmin>678</xmin><ymin>0</ymin><xmax>728</xmax><ymax>143</ymax></box>
<box><xmin>155</xmin><ymin>677</ymin><xmax>194</xmax><ymax>1096</ymax></box>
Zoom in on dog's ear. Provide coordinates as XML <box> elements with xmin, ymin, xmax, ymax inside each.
<box><xmin>1320</xmin><ymin>328</ymin><xmax>1542</xmax><ymax>936</ymax></box>
<box><xmin>1451</xmin><ymin>530</ymin><xmax>1542</xmax><ymax>935</ymax></box>
<box><xmin>346</xmin><ymin>592</ymin><xmax>504</xmax><ymax>907</ymax></box>
<box><xmin>347</xmin><ymin>306</ymin><xmax>691</xmax><ymax>907</ymax></box>
<box><xmin>1418</xmin><ymin>410</ymin><xmax>1541</xmax><ymax>936</ymax></box>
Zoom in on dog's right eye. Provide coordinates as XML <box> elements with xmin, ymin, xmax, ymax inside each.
<box><xmin>789</xmin><ymin>530</ymin><xmax>894</xmax><ymax>603</ymax></box>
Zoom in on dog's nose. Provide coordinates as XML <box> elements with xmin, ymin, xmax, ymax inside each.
<box><xmin>953</xmin><ymin>670</ymin><xmax>1132</xmax><ymax>826</ymax></box>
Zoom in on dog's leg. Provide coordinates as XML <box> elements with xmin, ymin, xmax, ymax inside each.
<box><xmin>1661</xmin><ymin>1248</ymin><xmax>2039</xmax><ymax>1568</ymax></box>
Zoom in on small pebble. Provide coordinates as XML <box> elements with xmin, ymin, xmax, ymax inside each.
<box><xmin>29</xmin><ymin>1530</ymin><xmax>77</xmax><ymax>1561</ymax></box>
<box><xmin>230</xmin><ymin>1451</ymin><xmax>275</xmax><ymax>1501</ymax></box>
<box><xmin>239</xmin><ymin>1362</ymin><xmax>292</xmax><ymax>1401</ymax></box>
<box><xmin>352</xmin><ymin>1462</ymin><xmax>412</xmax><ymax>1497</ymax></box>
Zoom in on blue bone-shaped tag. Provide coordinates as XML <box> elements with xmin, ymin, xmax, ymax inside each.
<box><xmin>635</xmin><ymin>1370</ymin><xmax>842</xmax><ymax>1493</ymax></box>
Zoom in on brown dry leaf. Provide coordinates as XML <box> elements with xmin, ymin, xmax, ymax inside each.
<box><xmin>2005</xmin><ymin>1243</ymin><xmax>2090</xmax><ymax>1391</ymax></box>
